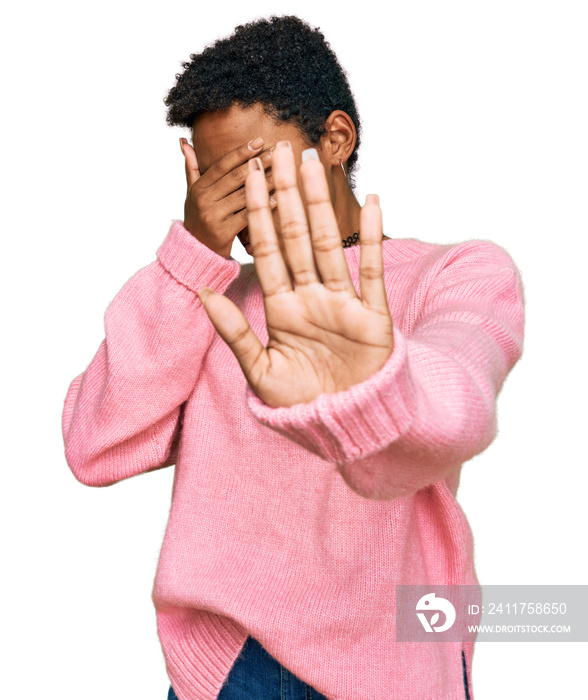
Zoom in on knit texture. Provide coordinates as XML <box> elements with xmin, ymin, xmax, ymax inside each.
<box><xmin>62</xmin><ymin>220</ymin><xmax>525</xmax><ymax>700</ymax></box>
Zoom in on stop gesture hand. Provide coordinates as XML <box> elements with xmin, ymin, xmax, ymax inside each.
<box><xmin>198</xmin><ymin>141</ymin><xmax>395</xmax><ymax>408</ymax></box>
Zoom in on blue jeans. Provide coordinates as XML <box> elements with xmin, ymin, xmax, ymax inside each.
<box><xmin>167</xmin><ymin>635</ymin><xmax>329</xmax><ymax>699</ymax></box>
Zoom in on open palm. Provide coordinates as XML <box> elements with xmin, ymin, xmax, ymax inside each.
<box><xmin>198</xmin><ymin>141</ymin><xmax>394</xmax><ymax>408</ymax></box>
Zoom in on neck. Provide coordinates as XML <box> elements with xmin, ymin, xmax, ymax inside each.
<box><xmin>332</xmin><ymin>168</ymin><xmax>362</xmax><ymax>241</ymax></box>
<box><xmin>332</xmin><ymin>168</ymin><xmax>390</xmax><ymax>245</ymax></box>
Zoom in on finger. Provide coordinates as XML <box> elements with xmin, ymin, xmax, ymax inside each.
<box><xmin>358</xmin><ymin>195</ymin><xmax>388</xmax><ymax>312</ymax></box>
<box><xmin>217</xmin><ymin>193</ymin><xmax>278</xmax><ymax>243</ymax></box>
<box><xmin>300</xmin><ymin>153</ymin><xmax>355</xmax><ymax>294</ymax></box>
<box><xmin>180</xmin><ymin>138</ymin><xmax>200</xmax><ymax>190</ymax></box>
<box><xmin>198</xmin><ymin>288</ymin><xmax>269</xmax><ymax>387</ymax></box>
<box><xmin>246</xmin><ymin>158</ymin><xmax>293</xmax><ymax>296</ymax></box>
<box><xmin>198</xmin><ymin>137</ymin><xmax>265</xmax><ymax>193</ymax></box>
<box><xmin>221</xmin><ymin>198</ymin><xmax>279</xmax><ymax>243</ymax></box>
<box><xmin>210</xmin><ymin>147</ymin><xmax>274</xmax><ymax>202</ymax></box>
<box><xmin>271</xmin><ymin>142</ymin><xmax>319</xmax><ymax>286</ymax></box>
<box><xmin>215</xmin><ymin>171</ymin><xmax>275</xmax><ymax>221</ymax></box>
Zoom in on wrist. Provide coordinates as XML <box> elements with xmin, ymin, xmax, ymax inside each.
<box><xmin>183</xmin><ymin>222</ymin><xmax>233</xmax><ymax>259</ymax></box>
<box><xmin>157</xmin><ymin>220</ymin><xmax>241</xmax><ymax>293</ymax></box>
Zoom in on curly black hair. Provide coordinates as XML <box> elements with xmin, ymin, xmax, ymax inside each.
<box><xmin>164</xmin><ymin>15</ymin><xmax>361</xmax><ymax>182</ymax></box>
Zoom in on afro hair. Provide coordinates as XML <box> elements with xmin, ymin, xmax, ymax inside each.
<box><xmin>164</xmin><ymin>15</ymin><xmax>362</xmax><ymax>182</ymax></box>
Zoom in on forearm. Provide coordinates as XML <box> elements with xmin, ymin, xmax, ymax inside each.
<box><xmin>247</xmin><ymin>244</ymin><xmax>525</xmax><ymax>500</ymax></box>
<box><xmin>62</xmin><ymin>220</ymin><xmax>241</xmax><ymax>487</ymax></box>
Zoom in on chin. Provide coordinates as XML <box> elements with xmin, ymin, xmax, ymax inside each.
<box><xmin>237</xmin><ymin>227</ymin><xmax>253</xmax><ymax>256</ymax></box>
<box><xmin>237</xmin><ymin>227</ymin><xmax>249</xmax><ymax>245</ymax></box>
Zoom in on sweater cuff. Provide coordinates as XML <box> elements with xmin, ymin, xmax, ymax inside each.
<box><xmin>246</xmin><ymin>326</ymin><xmax>417</xmax><ymax>464</ymax></box>
<box><xmin>156</xmin><ymin>220</ymin><xmax>241</xmax><ymax>293</ymax></box>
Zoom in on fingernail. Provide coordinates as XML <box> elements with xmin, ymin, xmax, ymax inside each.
<box><xmin>198</xmin><ymin>287</ymin><xmax>213</xmax><ymax>304</ymax></box>
<box><xmin>179</xmin><ymin>137</ymin><xmax>187</xmax><ymax>152</ymax></box>
<box><xmin>248</xmin><ymin>158</ymin><xmax>263</xmax><ymax>172</ymax></box>
<box><xmin>248</xmin><ymin>137</ymin><xmax>264</xmax><ymax>151</ymax></box>
<box><xmin>276</xmin><ymin>140</ymin><xmax>291</xmax><ymax>149</ymax></box>
<box><xmin>366</xmin><ymin>194</ymin><xmax>380</xmax><ymax>205</ymax></box>
<box><xmin>302</xmin><ymin>148</ymin><xmax>319</xmax><ymax>162</ymax></box>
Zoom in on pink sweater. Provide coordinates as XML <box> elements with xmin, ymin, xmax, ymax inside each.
<box><xmin>62</xmin><ymin>220</ymin><xmax>525</xmax><ymax>700</ymax></box>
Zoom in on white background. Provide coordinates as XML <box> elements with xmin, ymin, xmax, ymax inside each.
<box><xmin>2</xmin><ymin>1</ymin><xmax>586</xmax><ymax>698</ymax></box>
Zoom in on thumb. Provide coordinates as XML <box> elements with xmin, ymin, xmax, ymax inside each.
<box><xmin>198</xmin><ymin>288</ymin><xmax>268</xmax><ymax>388</ymax></box>
<box><xmin>179</xmin><ymin>138</ymin><xmax>200</xmax><ymax>190</ymax></box>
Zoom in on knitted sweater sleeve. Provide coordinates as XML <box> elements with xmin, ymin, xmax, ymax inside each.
<box><xmin>246</xmin><ymin>240</ymin><xmax>525</xmax><ymax>500</ymax></box>
<box><xmin>62</xmin><ymin>220</ymin><xmax>241</xmax><ymax>487</ymax></box>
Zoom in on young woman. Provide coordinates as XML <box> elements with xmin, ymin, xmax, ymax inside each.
<box><xmin>62</xmin><ymin>15</ymin><xmax>525</xmax><ymax>700</ymax></box>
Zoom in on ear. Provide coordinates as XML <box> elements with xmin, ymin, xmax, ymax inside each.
<box><xmin>321</xmin><ymin>110</ymin><xmax>357</xmax><ymax>170</ymax></box>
